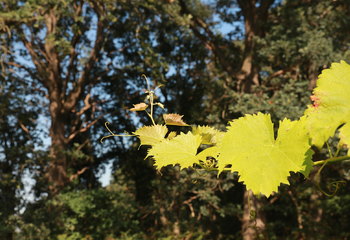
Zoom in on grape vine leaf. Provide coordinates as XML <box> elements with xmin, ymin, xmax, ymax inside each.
<box><xmin>339</xmin><ymin>123</ymin><xmax>350</xmax><ymax>155</ymax></box>
<box><xmin>298</xmin><ymin>148</ymin><xmax>314</xmax><ymax>178</ymax></box>
<box><xmin>192</xmin><ymin>126</ymin><xmax>224</xmax><ymax>145</ymax></box>
<box><xmin>217</xmin><ymin>113</ymin><xmax>312</xmax><ymax>197</ymax></box>
<box><xmin>163</xmin><ymin>113</ymin><xmax>189</xmax><ymax>126</ymax></box>
<box><xmin>146</xmin><ymin>132</ymin><xmax>202</xmax><ymax>170</ymax></box>
<box><xmin>196</xmin><ymin>146</ymin><xmax>219</xmax><ymax>161</ymax></box>
<box><xmin>304</xmin><ymin>61</ymin><xmax>350</xmax><ymax>148</ymax></box>
<box><xmin>167</xmin><ymin>131</ymin><xmax>177</xmax><ymax>140</ymax></box>
<box><xmin>130</xmin><ymin>102</ymin><xmax>148</xmax><ymax>111</ymax></box>
<box><xmin>134</xmin><ymin>125</ymin><xmax>168</xmax><ymax>146</ymax></box>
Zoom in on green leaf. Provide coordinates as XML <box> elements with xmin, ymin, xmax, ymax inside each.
<box><xmin>298</xmin><ymin>148</ymin><xmax>314</xmax><ymax>178</ymax></box>
<box><xmin>167</xmin><ymin>131</ymin><xmax>177</xmax><ymax>140</ymax></box>
<box><xmin>339</xmin><ymin>123</ymin><xmax>350</xmax><ymax>155</ymax></box>
<box><xmin>146</xmin><ymin>132</ymin><xmax>202</xmax><ymax>170</ymax></box>
<box><xmin>133</xmin><ymin>125</ymin><xmax>168</xmax><ymax>146</ymax></box>
<box><xmin>305</xmin><ymin>61</ymin><xmax>350</xmax><ymax>148</ymax></box>
<box><xmin>192</xmin><ymin>126</ymin><xmax>224</xmax><ymax>145</ymax></box>
<box><xmin>217</xmin><ymin>113</ymin><xmax>311</xmax><ymax>197</ymax></box>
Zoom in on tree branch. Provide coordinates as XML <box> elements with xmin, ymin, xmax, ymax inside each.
<box><xmin>313</xmin><ymin>155</ymin><xmax>350</xmax><ymax>166</ymax></box>
<box><xmin>64</xmin><ymin>1</ymin><xmax>105</xmax><ymax>111</ymax></box>
<box><xmin>178</xmin><ymin>0</ymin><xmax>236</xmax><ymax>78</ymax></box>
<box><xmin>44</xmin><ymin>8</ymin><xmax>62</xmax><ymax>98</ymax></box>
<box><xmin>66</xmin><ymin>114</ymin><xmax>104</xmax><ymax>143</ymax></box>
<box><xmin>63</xmin><ymin>0</ymin><xmax>84</xmax><ymax>99</ymax></box>
<box><xmin>6</xmin><ymin>61</ymin><xmax>38</xmax><ymax>79</ymax></box>
<box><xmin>20</xmin><ymin>33</ymin><xmax>52</xmax><ymax>90</ymax></box>
<box><xmin>69</xmin><ymin>166</ymin><xmax>89</xmax><ymax>182</ymax></box>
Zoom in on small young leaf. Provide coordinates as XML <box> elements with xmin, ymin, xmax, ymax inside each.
<box><xmin>163</xmin><ymin>113</ymin><xmax>189</xmax><ymax>126</ymax></box>
<box><xmin>133</xmin><ymin>125</ymin><xmax>168</xmax><ymax>146</ymax></box>
<box><xmin>192</xmin><ymin>126</ymin><xmax>224</xmax><ymax>145</ymax></box>
<box><xmin>155</xmin><ymin>102</ymin><xmax>165</xmax><ymax>109</ymax></box>
<box><xmin>130</xmin><ymin>102</ymin><xmax>148</xmax><ymax>111</ymax></box>
<box><xmin>167</xmin><ymin>131</ymin><xmax>177</xmax><ymax>140</ymax></box>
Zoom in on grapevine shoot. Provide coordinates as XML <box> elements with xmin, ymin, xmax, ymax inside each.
<box><xmin>102</xmin><ymin>61</ymin><xmax>350</xmax><ymax>197</ymax></box>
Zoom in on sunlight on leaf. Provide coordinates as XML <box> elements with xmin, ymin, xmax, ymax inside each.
<box><xmin>192</xmin><ymin>125</ymin><xmax>224</xmax><ymax>145</ymax></box>
<box><xmin>146</xmin><ymin>132</ymin><xmax>201</xmax><ymax>170</ymax></box>
<box><xmin>133</xmin><ymin>125</ymin><xmax>168</xmax><ymax>146</ymax></box>
<box><xmin>339</xmin><ymin>123</ymin><xmax>350</xmax><ymax>155</ymax></box>
<box><xmin>155</xmin><ymin>102</ymin><xmax>165</xmax><ymax>109</ymax></box>
<box><xmin>130</xmin><ymin>102</ymin><xmax>148</xmax><ymax>111</ymax></box>
<box><xmin>163</xmin><ymin>113</ymin><xmax>189</xmax><ymax>126</ymax></box>
<box><xmin>304</xmin><ymin>61</ymin><xmax>350</xmax><ymax>148</ymax></box>
<box><xmin>167</xmin><ymin>131</ymin><xmax>177</xmax><ymax>140</ymax></box>
<box><xmin>217</xmin><ymin>113</ymin><xmax>312</xmax><ymax>197</ymax></box>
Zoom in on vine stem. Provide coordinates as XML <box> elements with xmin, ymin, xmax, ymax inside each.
<box><xmin>142</xmin><ymin>74</ymin><xmax>151</xmax><ymax>91</ymax></box>
<box><xmin>100</xmin><ymin>122</ymin><xmax>135</xmax><ymax>143</ymax></box>
<box><xmin>200</xmin><ymin>155</ymin><xmax>350</xmax><ymax>170</ymax></box>
<box><xmin>149</xmin><ymin>91</ymin><xmax>156</xmax><ymax>126</ymax></box>
<box><xmin>313</xmin><ymin>155</ymin><xmax>350</xmax><ymax>166</ymax></box>
<box><xmin>141</xmin><ymin>74</ymin><xmax>156</xmax><ymax>126</ymax></box>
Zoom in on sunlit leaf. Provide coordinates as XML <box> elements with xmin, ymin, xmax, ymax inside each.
<box><xmin>130</xmin><ymin>102</ymin><xmax>148</xmax><ymax>111</ymax></box>
<box><xmin>339</xmin><ymin>123</ymin><xmax>350</xmax><ymax>155</ymax></box>
<box><xmin>155</xmin><ymin>102</ymin><xmax>165</xmax><ymax>109</ymax></box>
<box><xmin>304</xmin><ymin>61</ymin><xmax>350</xmax><ymax>148</ymax></box>
<box><xmin>217</xmin><ymin>113</ymin><xmax>311</xmax><ymax>197</ymax></box>
<box><xmin>163</xmin><ymin>113</ymin><xmax>189</xmax><ymax>126</ymax></box>
<box><xmin>134</xmin><ymin>125</ymin><xmax>168</xmax><ymax>146</ymax></box>
<box><xmin>167</xmin><ymin>131</ymin><xmax>177</xmax><ymax>140</ymax></box>
<box><xmin>146</xmin><ymin>132</ymin><xmax>201</xmax><ymax>170</ymax></box>
<box><xmin>192</xmin><ymin>126</ymin><xmax>224</xmax><ymax>145</ymax></box>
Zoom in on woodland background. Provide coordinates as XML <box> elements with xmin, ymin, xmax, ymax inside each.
<box><xmin>1</xmin><ymin>0</ymin><xmax>350</xmax><ymax>239</ymax></box>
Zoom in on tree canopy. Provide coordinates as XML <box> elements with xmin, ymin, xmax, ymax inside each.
<box><xmin>1</xmin><ymin>0</ymin><xmax>350</xmax><ymax>239</ymax></box>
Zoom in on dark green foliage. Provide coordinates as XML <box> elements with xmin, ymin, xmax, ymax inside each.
<box><xmin>15</xmin><ymin>171</ymin><xmax>140</xmax><ymax>239</ymax></box>
<box><xmin>0</xmin><ymin>71</ymin><xmax>40</xmax><ymax>239</ymax></box>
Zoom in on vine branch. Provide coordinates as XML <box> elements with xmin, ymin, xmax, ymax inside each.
<box><xmin>313</xmin><ymin>155</ymin><xmax>350</xmax><ymax>166</ymax></box>
<box><xmin>100</xmin><ymin>122</ymin><xmax>135</xmax><ymax>143</ymax></box>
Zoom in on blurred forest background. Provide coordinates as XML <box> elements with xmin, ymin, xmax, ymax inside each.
<box><xmin>1</xmin><ymin>0</ymin><xmax>350</xmax><ymax>239</ymax></box>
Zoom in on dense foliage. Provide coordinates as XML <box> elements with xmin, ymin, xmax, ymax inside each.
<box><xmin>1</xmin><ymin>0</ymin><xmax>350</xmax><ymax>239</ymax></box>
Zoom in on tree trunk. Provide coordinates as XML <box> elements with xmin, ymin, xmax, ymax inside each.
<box><xmin>242</xmin><ymin>190</ymin><xmax>267</xmax><ymax>240</ymax></box>
<box><xmin>18</xmin><ymin>3</ymin><xmax>105</xmax><ymax>194</ymax></box>
<box><xmin>236</xmin><ymin>0</ymin><xmax>274</xmax><ymax>93</ymax></box>
<box><xmin>236</xmin><ymin>13</ymin><xmax>259</xmax><ymax>93</ymax></box>
<box><xmin>307</xmin><ymin>63</ymin><xmax>319</xmax><ymax>90</ymax></box>
<box><xmin>47</xmin><ymin>98</ymin><xmax>69</xmax><ymax>193</ymax></box>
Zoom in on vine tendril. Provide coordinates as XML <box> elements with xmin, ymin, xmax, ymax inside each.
<box><xmin>314</xmin><ymin>156</ymin><xmax>346</xmax><ymax>196</ymax></box>
<box><xmin>100</xmin><ymin>122</ymin><xmax>135</xmax><ymax>143</ymax></box>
